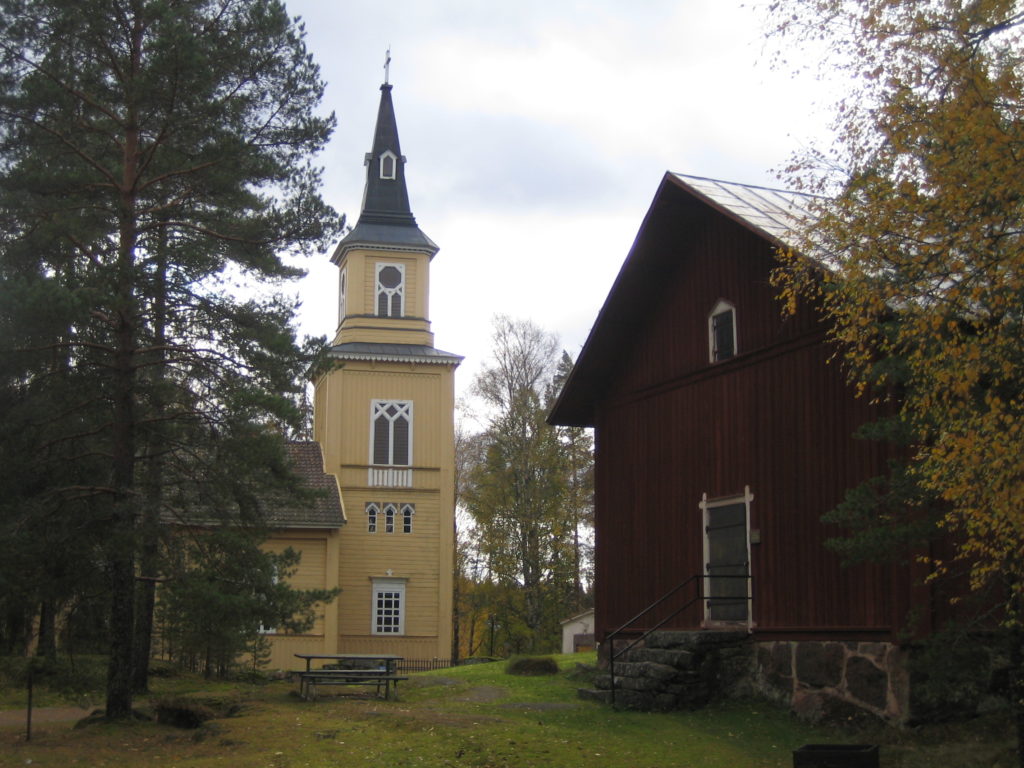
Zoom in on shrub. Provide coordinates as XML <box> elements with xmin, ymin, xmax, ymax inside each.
<box><xmin>505</xmin><ymin>656</ymin><xmax>559</xmax><ymax>676</ymax></box>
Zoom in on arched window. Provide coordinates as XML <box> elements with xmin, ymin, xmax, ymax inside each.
<box><xmin>708</xmin><ymin>300</ymin><xmax>737</xmax><ymax>363</ymax></box>
<box><xmin>401</xmin><ymin>504</ymin><xmax>415</xmax><ymax>534</ymax></box>
<box><xmin>379</xmin><ymin>150</ymin><xmax>397</xmax><ymax>180</ymax></box>
<box><xmin>383</xmin><ymin>503</ymin><xmax>397</xmax><ymax>534</ymax></box>
<box><xmin>366</xmin><ymin>502</ymin><xmax>379</xmax><ymax>533</ymax></box>
<box><xmin>371</xmin><ymin>400</ymin><xmax>412</xmax><ymax>466</ymax></box>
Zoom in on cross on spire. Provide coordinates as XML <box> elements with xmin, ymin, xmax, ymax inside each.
<box><xmin>383</xmin><ymin>47</ymin><xmax>391</xmax><ymax>85</ymax></box>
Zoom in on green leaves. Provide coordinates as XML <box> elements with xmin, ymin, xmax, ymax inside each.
<box><xmin>0</xmin><ymin>0</ymin><xmax>339</xmax><ymax>704</ymax></box>
<box><xmin>459</xmin><ymin>317</ymin><xmax>593</xmax><ymax>654</ymax></box>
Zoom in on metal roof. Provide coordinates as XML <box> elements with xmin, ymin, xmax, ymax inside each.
<box><xmin>329</xmin><ymin>342</ymin><xmax>463</xmax><ymax>366</ymax></box>
<box><xmin>670</xmin><ymin>173</ymin><xmax>817</xmax><ymax>247</ymax></box>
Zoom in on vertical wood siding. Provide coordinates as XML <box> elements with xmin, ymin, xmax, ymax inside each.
<box><xmin>593</xmin><ymin>196</ymin><xmax>913</xmax><ymax>642</ymax></box>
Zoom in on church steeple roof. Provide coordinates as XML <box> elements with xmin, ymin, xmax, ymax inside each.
<box><xmin>332</xmin><ymin>82</ymin><xmax>438</xmax><ymax>263</ymax></box>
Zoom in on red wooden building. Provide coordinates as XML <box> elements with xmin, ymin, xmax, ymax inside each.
<box><xmin>549</xmin><ymin>173</ymin><xmax>945</xmax><ymax>721</ymax></box>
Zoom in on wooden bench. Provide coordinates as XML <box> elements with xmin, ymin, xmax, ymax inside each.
<box><xmin>298</xmin><ymin>669</ymin><xmax>409</xmax><ymax>700</ymax></box>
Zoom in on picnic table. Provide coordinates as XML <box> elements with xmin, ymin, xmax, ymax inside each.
<box><xmin>294</xmin><ymin>653</ymin><xmax>407</xmax><ymax>701</ymax></box>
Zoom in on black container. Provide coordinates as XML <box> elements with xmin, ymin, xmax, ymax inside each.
<box><xmin>792</xmin><ymin>744</ymin><xmax>880</xmax><ymax>768</ymax></box>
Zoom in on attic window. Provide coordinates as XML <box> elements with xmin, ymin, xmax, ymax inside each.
<box><xmin>709</xmin><ymin>300</ymin><xmax>736</xmax><ymax>363</ymax></box>
<box><xmin>379</xmin><ymin>150</ymin><xmax>397</xmax><ymax>180</ymax></box>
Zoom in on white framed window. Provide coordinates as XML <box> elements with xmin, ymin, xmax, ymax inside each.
<box><xmin>384</xmin><ymin>503</ymin><xmax>396</xmax><ymax>534</ymax></box>
<box><xmin>366</xmin><ymin>502</ymin><xmax>379</xmax><ymax>533</ymax></box>
<box><xmin>370</xmin><ymin>400</ymin><xmax>412</xmax><ymax>466</ymax></box>
<box><xmin>371</xmin><ymin>578</ymin><xmax>406</xmax><ymax>635</ymax></box>
<box><xmin>708</xmin><ymin>300</ymin><xmax>737</xmax><ymax>363</ymax></box>
<box><xmin>401</xmin><ymin>504</ymin><xmax>415</xmax><ymax>534</ymax></box>
<box><xmin>699</xmin><ymin>486</ymin><xmax>753</xmax><ymax>627</ymax></box>
<box><xmin>338</xmin><ymin>267</ymin><xmax>347</xmax><ymax>324</ymax></box>
<box><xmin>379</xmin><ymin>150</ymin><xmax>397</xmax><ymax>180</ymax></box>
<box><xmin>376</xmin><ymin>262</ymin><xmax>405</xmax><ymax>318</ymax></box>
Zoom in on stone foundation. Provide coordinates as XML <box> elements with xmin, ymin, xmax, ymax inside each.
<box><xmin>750</xmin><ymin>640</ymin><xmax>909</xmax><ymax>723</ymax></box>
<box><xmin>588</xmin><ymin>632</ymin><xmax>1011</xmax><ymax>725</ymax></box>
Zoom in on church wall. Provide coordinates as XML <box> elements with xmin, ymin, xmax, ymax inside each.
<box><xmin>259</xmin><ymin>529</ymin><xmax>341</xmax><ymax>670</ymax></box>
<box><xmin>312</xmin><ymin>357</ymin><xmax>456</xmax><ymax>662</ymax></box>
<box><xmin>316</xmin><ymin>364</ymin><xmax>455</xmax><ymax>477</ymax></box>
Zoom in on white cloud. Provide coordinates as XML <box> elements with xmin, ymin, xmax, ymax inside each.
<box><xmin>285</xmin><ymin>0</ymin><xmax>837</xmax><ymax>397</ymax></box>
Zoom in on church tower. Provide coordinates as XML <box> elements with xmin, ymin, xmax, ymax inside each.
<box><xmin>312</xmin><ymin>80</ymin><xmax>461</xmax><ymax>661</ymax></box>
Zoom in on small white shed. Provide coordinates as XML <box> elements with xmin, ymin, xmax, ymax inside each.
<box><xmin>559</xmin><ymin>608</ymin><xmax>596</xmax><ymax>654</ymax></box>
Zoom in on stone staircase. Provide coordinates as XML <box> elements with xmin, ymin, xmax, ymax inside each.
<box><xmin>579</xmin><ymin>630</ymin><xmax>751</xmax><ymax>711</ymax></box>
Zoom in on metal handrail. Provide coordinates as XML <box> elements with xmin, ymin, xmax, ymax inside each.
<box><xmin>605</xmin><ymin>574</ymin><xmax>751</xmax><ymax>707</ymax></box>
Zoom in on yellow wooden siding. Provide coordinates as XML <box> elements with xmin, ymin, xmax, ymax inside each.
<box><xmin>336</xmin><ymin>494</ymin><xmax>442</xmax><ymax>638</ymax></box>
<box><xmin>261</xmin><ymin>534</ymin><xmax>332</xmax><ymax>637</ymax></box>
<box><xmin>308</xmin><ymin>238</ymin><xmax>457</xmax><ymax>665</ymax></box>
<box><xmin>316</xmin><ymin>365</ymin><xmax>454</xmax><ymax>474</ymax></box>
<box><xmin>263</xmin><ymin>634</ymin><xmax>329</xmax><ymax>672</ymax></box>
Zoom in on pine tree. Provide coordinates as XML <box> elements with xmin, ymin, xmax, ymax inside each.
<box><xmin>0</xmin><ymin>0</ymin><xmax>339</xmax><ymax>717</ymax></box>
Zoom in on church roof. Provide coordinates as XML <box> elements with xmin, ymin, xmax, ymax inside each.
<box><xmin>332</xmin><ymin>83</ymin><xmax>438</xmax><ymax>262</ymax></box>
<box><xmin>328</xmin><ymin>342</ymin><xmax>463</xmax><ymax>366</ymax></box>
<box><xmin>266</xmin><ymin>441</ymin><xmax>345</xmax><ymax>529</ymax></box>
<box><xmin>164</xmin><ymin>441</ymin><xmax>345</xmax><ymax>530</ymax></box>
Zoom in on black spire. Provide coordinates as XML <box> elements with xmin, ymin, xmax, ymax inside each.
<box><xmin>333</xmin><ymin>82</ymin><xmax>437</xmax><ymax>262</ymax></box>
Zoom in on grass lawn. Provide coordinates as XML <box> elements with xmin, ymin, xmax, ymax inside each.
<box><xmin>0</xmin><ymin>653</ymin><xmax>1014</xmax><ymax>767</ymax></box>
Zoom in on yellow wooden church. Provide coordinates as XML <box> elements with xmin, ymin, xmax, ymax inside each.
<box><xmin>260</xmin><ymin>81</ymin><xmax>460</xmax><ymax>670</ymax></box>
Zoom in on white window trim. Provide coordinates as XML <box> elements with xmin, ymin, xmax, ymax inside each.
<box><xmin>383</xmin><ymin>503</ymin><xmax>396</xmax><ymax>534</ymax></box>
<box><xmin>401</xmin><ymin>503</ymin><xmax>415</xmax><ymax>534</ymax></box>
<box><xmin>699</xmin><ymin>486</ymin><xmax>753</xmax><ymax>630</ymax></box>
<box><xmin>371</xmin><ymin>578</ymin><xmax>406</xmax><ymax>636</ymax></box>
<box><xmin>375</xmin><ymin>262</ymin><xmax>405</xmax><ymax>318</ymax></box>
<box><xmin>708</xmin><ymin>299</ymin><xmax>737</xmax><ymax>363</ymax></box>
<box><xmin>379</xmin><ymin>150</ymin><xmax>397</xmax><ymax>180</ymax></box>
<box><xmin>366</xmin><ymin>502</ymin><xmax>379</xmax><ymax>533</ymax></box>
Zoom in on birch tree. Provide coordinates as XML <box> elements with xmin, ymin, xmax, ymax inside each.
<box><xmin>461</xmin><ymin>317</ymin><xmax>592</xmax><ymax>653</ymax></box>
<box><xmin>768</xmin><ymin>0</ymin><xmax>1024</xmax><ymax>747</ymax></box>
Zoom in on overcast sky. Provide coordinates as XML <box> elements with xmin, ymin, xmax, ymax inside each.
<box><xmin>284</xmin><ymin>0</ymin><xmax>836</xmax><ymax>404</ymax></box>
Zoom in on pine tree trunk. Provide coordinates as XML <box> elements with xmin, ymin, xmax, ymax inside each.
<box><xmin>105</xmin><ymin>8</ymin><xmax>145</xmax><ymax>720</ymax></box>
<box><xmin>131</xmin><ymin>221</ymin><xmax>168</xmax><ymax>695</ymax></box>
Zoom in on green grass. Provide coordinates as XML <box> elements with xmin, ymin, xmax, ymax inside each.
<box><xmin>0</xmin><ymin>652</ymin><xmax>1014</xmax><ymax>767</ymax></box>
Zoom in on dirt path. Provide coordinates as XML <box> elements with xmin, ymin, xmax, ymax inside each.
<box><xmin>0</xmin><ymin>706</ymin><xmax>96</xmax><ymax>728</ymax></box>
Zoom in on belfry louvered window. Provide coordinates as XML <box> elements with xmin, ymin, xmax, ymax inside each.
<box><xmin>371</xmin><ymin>400</ymin><xmax>412</xmax><ymax>466</ymax></box>
<box><xmin>376</xmin><ymin>263</ymin><xmax>404</xmax><ymax>317</ymax></box>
